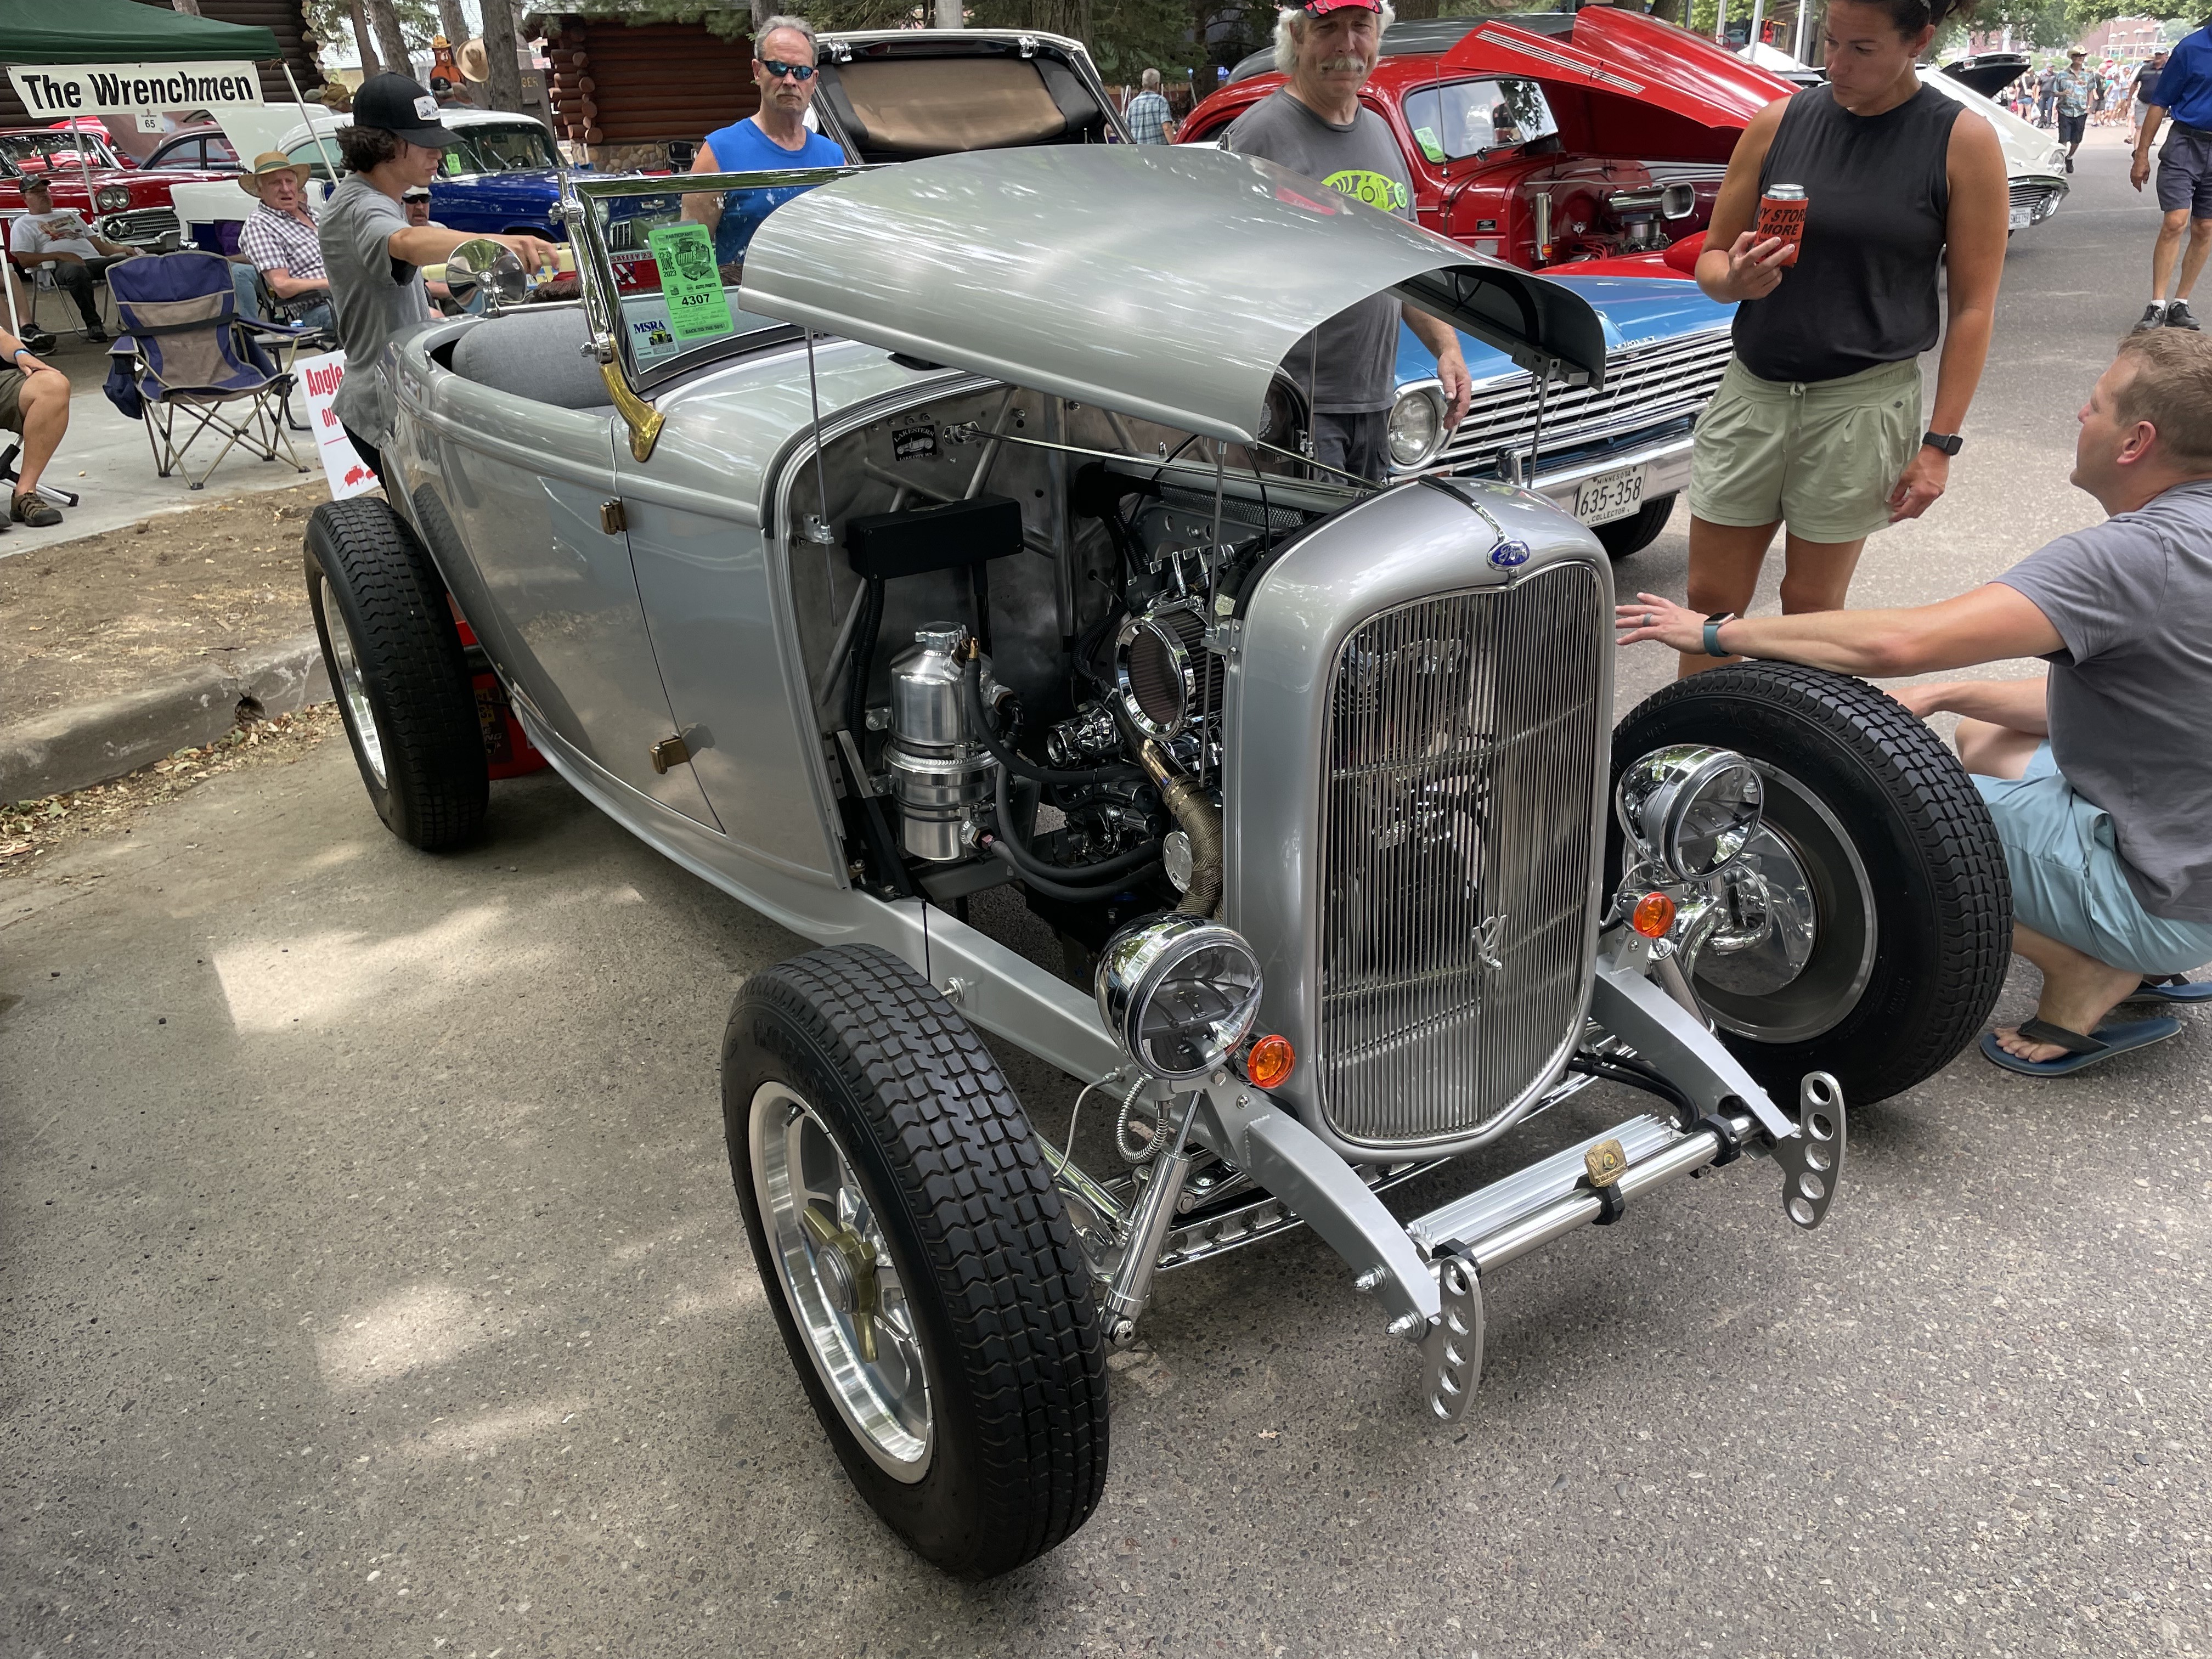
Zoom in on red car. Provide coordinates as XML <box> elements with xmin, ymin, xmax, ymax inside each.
<box><xmin>1179</xmin><ymin>9</ymin><xmax>1793</xmax><ymax>275</ymax></box>
<box><xmin>0</xmin><ymin>126</ymin><xmax>229</xmax><ymax>251</ymax></box>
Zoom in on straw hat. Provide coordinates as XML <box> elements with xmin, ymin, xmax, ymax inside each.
<box><xmin>457</xmin><ymin>38</ymin><xmax>490</xmax><ymax>83</ymax></box>
<box><xmin>239</xmin><ymin>151</ymin><xmax>315</xmax><ymax>196</ymax></box>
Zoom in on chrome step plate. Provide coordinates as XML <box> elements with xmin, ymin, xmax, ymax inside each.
<box><xmin>1420</xmin><ymin>1255</ymin><xmax>1485</xmax><ymax>1422</ymax></box>
<box><xmin>1773</xmin><ymin>1071</ymin><xmax>1843</xmax><ymax>1229</ymax></box>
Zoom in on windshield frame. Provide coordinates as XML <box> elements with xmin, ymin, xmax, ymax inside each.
<box><xmin>574</xmin><ymin>166</ymin><xmax>870</xmax><ymax>433</ymax></box>
<box><xmin>443</xmin><ymin>120</ymin><xmax>562</xmax><ymax>177</ymax></box>
<box><xmin>1401</xmin><ymin>76</ymin><xmax>1559</xmax><ymax>165</ymax></box>
<box><xmin>0</xmin><ymin>127</ymin><xmax>122</xmax><ymax>174</ymax></box>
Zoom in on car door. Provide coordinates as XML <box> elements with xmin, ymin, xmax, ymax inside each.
<box><xmin>427</xmin><ymin>370</ymin><xmax>722</xmax><ymax>828</ymax></box>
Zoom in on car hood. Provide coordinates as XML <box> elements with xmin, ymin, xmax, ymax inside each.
<box><xmin>1917</xmin><ymin>67</ymin><xmax>2064</xmax><ymax>179</ymax></box>
<box><xmin>1396</xmin><ymin>270</ymin><xmax>1731</xmax><ymax>385</ymax></box>
<box><xmin>738</xmin><ymin>145</ymin><xmax>1607</xmax><ymax>445</ymax></box>
<box><xmin>1444</xmin><ymin>8</ymin><xmax>1795</xmax><ymax>131</ymax></box>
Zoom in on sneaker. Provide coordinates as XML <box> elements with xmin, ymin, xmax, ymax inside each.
<box><xmin>22</xmin><ymin>329</ymin><xmax>54</xmax><ymax>353</ymax></box>
<box><xmin>2064</xmin><ymin>154</ymin><xmax>2074</xmax><ymax>173</ymax></box>
<box><xmin>11</xmin><ymin>488</ymin><xmax>60</xmax><ymax>528</ymax></box>
<box><xmin>84</xmin><ymin>325</ymin><xmax>109</xmax><ymax>344</ymax></box>
<box><xmin>2165</xmin><ymin>299</ymin><xmax>2201</xmax><ymax>331</ymax></box>
<box><xmin>2133</xmin><ymin>302</ymin><xmax>2167</xmax><ymax>334</ymax></box>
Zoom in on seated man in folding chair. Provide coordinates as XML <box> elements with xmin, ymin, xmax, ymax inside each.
<box><xmin>0</xmin><ymin>317</ymin><xmax>70</xmax><ymax>527</ymax></box>
<box><xmin>7</xmin><ymin>177</ymin><xmax>132</xmax><ymax>344</ymax></box>
<box><xmin>319</xmin><ymin>72</ymin><xmax>556</xmax><ymax>478</ymax></box>
<box><xmin>237</xmin><ymin>153</ymin><xmax>334</xmax><ymax>335</ymax></box>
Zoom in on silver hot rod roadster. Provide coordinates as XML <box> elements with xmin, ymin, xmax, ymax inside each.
<box><xmin>306</xmin><ymin>146</ymin><xmax>2009</xmax><ymax>1577</ymax></box>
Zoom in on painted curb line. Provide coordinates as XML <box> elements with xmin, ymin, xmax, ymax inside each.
<box><xmin>1</xmin><ymin>634</ymin><xmax>332</xmax><ymax>803</ymax></box>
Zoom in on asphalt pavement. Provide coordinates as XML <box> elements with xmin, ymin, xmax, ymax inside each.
<box><xmin>6</xmin><ymin>126</ymin><xmax>2211</xmax><ymax>1658</ymax></box>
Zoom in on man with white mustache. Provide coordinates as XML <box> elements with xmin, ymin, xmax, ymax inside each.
<box><xmin>1225</xmin><ymin>0</ymin><xmax>1472</xmax><ymax>484</ymax></box>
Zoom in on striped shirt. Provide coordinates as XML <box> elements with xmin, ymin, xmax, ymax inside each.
<box><xmin>240</xmin><ymin>203</ymin><xmax>325</xmax><ymax>284</ymax></box>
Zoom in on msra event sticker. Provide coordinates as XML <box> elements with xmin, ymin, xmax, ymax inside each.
<box><xmin>1489</xmin><ymin>539</ymin><xmax>1531</xmax><ymax>569</ymax></box>
<box><xmin>646</xmin><ymin>221</ymin><xmax>734</xmax><ymax>342</ymax></box>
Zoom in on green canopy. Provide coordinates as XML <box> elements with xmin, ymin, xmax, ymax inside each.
<box><xmin>0</xmin><ymin>0</ymin><xmax>280</xmax><ymax>64</ymax></box>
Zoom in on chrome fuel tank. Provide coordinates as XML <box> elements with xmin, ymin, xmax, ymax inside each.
<box><xmin>1222</xmin><ymin>479</ymin><xmax>1616</xmax><ymax>1161</ymax></box>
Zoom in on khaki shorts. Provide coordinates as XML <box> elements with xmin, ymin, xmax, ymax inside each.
<box><xmin>1688</xmin><ymin>356</ymin><xmax>1922</xmax><ymax>545</ymax></box>
<box><xmin>0</xmin><ymin>367</ymin><xmax>22</xmax><ymax>433</ymax></box>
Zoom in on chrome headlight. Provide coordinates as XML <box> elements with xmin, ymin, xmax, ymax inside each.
<box><xmin>1386</xmin><ymin>386</ymin><xmax>1444</xmax><ymax>470</ymax></box>
<box><xmin>95</xmin><ymin>185</ymin><xmax>132</xmax><ymax>213</ymax></box>
<box><xmin>1616</xmin><ymin>744</ymin><xmax>1763</xmax><ymax>882</ymax></box>
<box><xmin>1094</xmin><ymin>915</ymin><xmax>1263</xmax><ymax>1082</ymax></box>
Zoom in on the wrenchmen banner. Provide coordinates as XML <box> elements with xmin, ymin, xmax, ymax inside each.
<box><xmin>8</xmin><ymin>61</ymin><xmax>264</xmax><ymax>117</ymax></box>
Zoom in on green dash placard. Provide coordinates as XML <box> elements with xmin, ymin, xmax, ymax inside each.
<box><xmin>646</xmin><ymin>221</ymin><xmax>733</xmax><ymax>341</ymax></box>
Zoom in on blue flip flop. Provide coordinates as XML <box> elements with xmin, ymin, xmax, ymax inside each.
<box><xmin>2124</xmin><ymin>974</ymin><xmax>2212</xmax><ymax>1005</ymax></box>
<box><xmin>1979</xmin><ymin>1015</ymin><xmax>2182</xmax><ymax>1076</ymax></box>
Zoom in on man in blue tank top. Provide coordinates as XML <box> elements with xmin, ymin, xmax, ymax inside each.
<box><xmin>682</xmin><ymin>14</ymin><xmax>847</xmax><ymax>268</ymax></box>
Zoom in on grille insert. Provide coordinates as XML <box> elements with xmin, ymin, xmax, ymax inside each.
<box><xmin>1316</xmin><ymin>565</ymin><xmax>1605</xmax><ymax>1146</ymax></box>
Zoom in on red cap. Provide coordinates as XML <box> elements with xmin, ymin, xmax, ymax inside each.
<box><xmin>1302</xmin><ymin>0</ymin><xmax>1383</xmax><ymax>13</ymax></box>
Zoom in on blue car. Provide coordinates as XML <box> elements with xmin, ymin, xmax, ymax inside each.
<box><xmin>275</xmin><ymin>110</ymin><xmax>574</xmax><ymax>241</ymax></box>
<box><xmin>1386</xmin><ymin>271</ymin><xmax>1736</xmax><ymax>558</ymax></box>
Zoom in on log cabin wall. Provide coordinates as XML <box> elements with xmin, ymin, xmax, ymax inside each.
<box><xmin>0</xmin><ymin>0</ymin><xmax>324</xmax><ymax>128</ymax></box>
<box><xmin>540</xmin><ymin>16</ymin><xmax>759</xmax><ymax>171</ymax></box>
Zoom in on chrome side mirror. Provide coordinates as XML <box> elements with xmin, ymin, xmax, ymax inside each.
<box><xmin>444</xmin><ymin>238</ymin><xmax>531</xmax><ymax>310</ymax></box>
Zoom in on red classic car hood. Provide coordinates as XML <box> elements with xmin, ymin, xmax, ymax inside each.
<box><xmin>1443</xmin><ymin>8</ymin><xmax>1794</xmax><ymax>133</ymax></box>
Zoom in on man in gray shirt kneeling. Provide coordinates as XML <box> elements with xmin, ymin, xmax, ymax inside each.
<box><xmin>1616</xmin><ymin>330</ymin><xmax>2212</xmax><ymax>1077</ymax></box>
<box><xmin>1225</xmin><ymin>0</ymin><xmax>1470</xmax><ymax>483</ymax></box>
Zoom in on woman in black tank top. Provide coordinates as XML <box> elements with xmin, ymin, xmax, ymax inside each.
<box><xmin>1658</xmin><ymin>0</ymin><xmax>2009</xmax><ymax>680</ymax></box>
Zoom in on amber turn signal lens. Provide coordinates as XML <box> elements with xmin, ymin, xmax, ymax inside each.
<box><xmin>1630</xmin><ymin>891</ymin><xmax>1677</xmax><ymax>938</ymax></box>
<box><xmin>1245</xmin><ymin>1033</ymin><xmax>1295</xmax><ymax>1090</ymax></box>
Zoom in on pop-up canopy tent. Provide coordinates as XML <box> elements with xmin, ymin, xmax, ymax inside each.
<box><xmin>0</xmin><ymin>0</ymin><xmax>280</xmax><ymax>64</ymax></box>
<box><xmin>0</xmin><ymin>0</ymin><xmax>302</xmax><ymax>342</ymax></box>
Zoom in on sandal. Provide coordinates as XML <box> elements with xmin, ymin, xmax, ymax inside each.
<box><xmin>2121</xmin><ymin>974</ymin><xmax>2212</xmax><ymax>1005</ymax></box>
<box><xmin>1978</xmin><ymin>1015</ymin><xmax>2181</xmax><ymax>1076</ymax></box>
<box><xmin>10</xmin><ymin>488</ymin><xmax>60</xmax><ymax>528</ymax></box>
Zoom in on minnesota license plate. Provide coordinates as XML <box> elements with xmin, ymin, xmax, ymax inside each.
<box><xmin>2009</xmin><ymin>205</ymin><xmax>2032</xmax><ymax>230</ymax></box>
<box><xmin>1575</xmin><ymin>464</ymin><xmax>1646</xmax><ymax>527</ymax></box>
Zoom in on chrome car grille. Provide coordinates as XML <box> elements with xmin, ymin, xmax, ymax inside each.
<box><xmin>101</xmin><ymin>207</ymin><xmax>179</xmax><ymax>244</ymax></box>
<box><xmin>1316</xmin><ymin>563</ymin><xmax>1605</xmax><ymax>1146</ymax></box>
<box><xmin>2008</xmin><ymin>178</ymin><xmax>2067</xmax><ymax>223</ymax></box>
<box><xmin>1418</xmin><ymin>326</ymin><xmax>1733</xmax><ymax>478</ymax></box>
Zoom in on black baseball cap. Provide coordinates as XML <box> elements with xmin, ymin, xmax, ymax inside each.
<box><xmin>351</xmin><ymin>71</ymin><xmax>463</xmax><ymax>147</ymax></box>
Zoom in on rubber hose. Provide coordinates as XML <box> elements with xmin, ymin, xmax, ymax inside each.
<box><xmin>990</xmin><ymin>767</ymin><xmax>1163</xmax><ymax>885</ymax></box>
<box><xmin>1138</xmin><ymin>739</ymin><xmax>1223</xmax><ymax>918</ymax></box>
<box><xmin>843</xmin><ymin>575</ymin><xmax>883</xmax><ymax>747</ymax></box>
<box><xmin>961</xmin><ymin>650</ymin><xmax>1137</xmax><ymax>786</ymax></box>
<box><xmin>985</xmin><ymin>840</ymin><xmax>1160</xmax><ymax>902</ymax></box>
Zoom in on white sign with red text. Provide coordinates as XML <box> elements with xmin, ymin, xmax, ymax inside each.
<box><xmin>295</xmin><ymin>351</ymin><xmax>378</xmax><ymax>500</ymax></box>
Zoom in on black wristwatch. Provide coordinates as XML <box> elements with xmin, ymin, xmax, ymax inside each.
<box><xmin>1922</xmin><ymin>431</ymin><xmax>1963</xmax><ymax>456</ymax></box>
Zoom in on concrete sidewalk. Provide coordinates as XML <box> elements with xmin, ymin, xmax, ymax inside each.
<box><xmin>3</xmin><ymin>383</ymin><xmax>319</xmax><ymax>561</ymax></box>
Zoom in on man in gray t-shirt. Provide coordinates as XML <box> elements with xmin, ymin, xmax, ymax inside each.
<box><xmin>1613</xmin><ymin>334</ymin><xmax>2212</xmax><ymax>1076</ymax></box>
<box><xmin>318</xmin><ymin>71</ymin><xmax>558</xmax><ymax>473</ymax></box>
<box><xmin>1222</xmin><ymin>0</ymin><xmax>1469</xmax><ymax>483</ymax></box>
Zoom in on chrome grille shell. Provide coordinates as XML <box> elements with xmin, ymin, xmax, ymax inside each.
<box><xmin>1222</xmin><ymin>481</ymin><xmax>1612</xmax><ymax>1160</ymax></box>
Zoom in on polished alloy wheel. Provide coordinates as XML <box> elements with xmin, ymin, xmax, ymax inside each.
<box><xmin>748</xmin><ymin>1081</ymin><xmax>933</xmax><ymax>1481</ymax></box>
<box><xmin>320</xmin><ymin>570</ymin><xmax>388</xmax><ymax>789</ymax></box>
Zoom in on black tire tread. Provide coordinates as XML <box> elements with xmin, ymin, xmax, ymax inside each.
<box><xmin>726</xmin><ymin>944</ymin><xmax>1108</xmax><ymax>1577</ymax></box>
<box><xmin>1593</xmin><ymin>492</ymin><xmax>1676</xmax><ymax>560</ymax></box>
<box><xmin>305</xmin><ymin>497</ymin><xmax>487</xmax><ymax>850</ymax></box>
<box><xmin>1615</xmin><ymin>662</ymin><xmax>2010</xmax><ymax>1102</ymax></box>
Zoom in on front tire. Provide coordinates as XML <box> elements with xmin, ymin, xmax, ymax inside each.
<box><xmin>304</xmin><ymin>497</ymin><xmax>487</xmax><ymax>850</ymax></box>
<box><xmin>1593</xmin><ymin>492</ymin><xmax>1676</xmax><ymax>560</ymax></box>
<box><xmin>1611</xmin><ymin>663</ymin><xmax>2010</xmax><ymax>1104</ymax></box>
<box><xmin>721</xmin><ymin>945</ymin><xmax>1109</xmax><ymax>1578</ymax></box>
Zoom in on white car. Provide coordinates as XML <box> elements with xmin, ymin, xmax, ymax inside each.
<box><xmin>1920</xmin><ymin>67</ymin><xmax>2068</xmax><ymax>234</ymax></box>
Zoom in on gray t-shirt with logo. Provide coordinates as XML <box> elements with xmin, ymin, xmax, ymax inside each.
<box><xmin>319</xmin><ymin>173</ymin><xmax>431</xmax><ymax>449</ymax></box>
<box><xmin>1224</xmin><ymin>89</ymin><xmax>1413</xmax><ymax>414</ymax></box>
<box><xmin>1996</xmin><ymin>478</ymin><xmax>2212</xmax><ymax>920</ymax></box>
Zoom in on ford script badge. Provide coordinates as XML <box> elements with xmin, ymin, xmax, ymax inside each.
<box><xmin>1489</xmin><ymin>539</ymin><xmax>1531</xmax><ymax>569</ymax></box>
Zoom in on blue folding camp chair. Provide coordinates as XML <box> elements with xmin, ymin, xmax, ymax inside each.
<box><xmin>106</xmin><ymin>251</ymin><xmax>312</xmax><ymax>490</ymax></box>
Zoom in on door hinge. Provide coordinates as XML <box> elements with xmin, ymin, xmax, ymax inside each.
<box><xmin>600</xmin><ymin>499</ymin><xmax>628</xmax><ymax>534</ymax></box>
<box><xmin>648</xmin><ymin>733</ymin><xmax>691</xmax><ymax>774</ymax></box>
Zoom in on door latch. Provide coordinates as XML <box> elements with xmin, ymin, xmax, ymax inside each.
<box><xmin>599</xmin><ymin>499</ymin><xmax>628</xmax><ymax>534</ymax></box>
<box><xmin>648</xmin><ymin>733</ymin><xmax>691</xmax><ymax>774</ymax></box>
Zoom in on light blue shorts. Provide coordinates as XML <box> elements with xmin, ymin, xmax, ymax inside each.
<box><xmin>1974</xmin><ymin>744</ymin><xmax>2212</xmax><ymax>978</ymax></box>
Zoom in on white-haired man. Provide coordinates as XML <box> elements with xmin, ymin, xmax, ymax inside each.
<box><xmin>1127</xmin><ymin>67</ymin><xmax>1176</xmax><ymax>145</ymax></box>
<box><xmin>1224</xmin><ymin>0</ymin><xmax>1470</xmax><ymax>484</ymax></box>
<box><xmin>685</xmin><ymin>14</ymin><xmax>846</xmax><ymax>265</ymax></box>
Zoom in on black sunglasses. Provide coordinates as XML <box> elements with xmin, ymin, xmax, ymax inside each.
<box><xmin>759</xmin><ymin>58</ymin><xmax>817</xmax><ymax>81</ymax></box>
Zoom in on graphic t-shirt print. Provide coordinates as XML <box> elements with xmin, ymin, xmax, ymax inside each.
<box><xmin>1322</xmin><ymin>168</ymin><xmax>1408</xmax><ymax>213</ymax></box>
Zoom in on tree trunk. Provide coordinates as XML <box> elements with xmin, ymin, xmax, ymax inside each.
<box><xmin>365</xmin><ymin>0</ymin><xmax>414</xmax><ymax>82</ymax></box>
<box><xmin>1649</xmin><ymin>0</ymin><xmax>1684</xmax><ymax>21</ymax></box>
<box><xmin>1394</xmin><ymin>0</ymin><xmax>1440</xmax><ymax>16</ymax></box>
<box><xmin>347</xmin><ymin>0</ymin><xmax>381</xmax><ymax>77</ymax></box>
<box><xmin>753</xmin><ymin>0</ymin><xmax>777</xmax><ymax>30</ymax></box>
<box><xmin>482</xmin><ymin>0</ymin><xmax>527</xmax><ymax>116</ymax></box>
<box><xmin>435</xmin><ymin>0</ymin><xmax>469</xmax><ymax>50</ymax></box>
<box><xmin>170</xmin><ymin>0</ymin><xmax>204</xmax><ymax>16</ymax></box>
